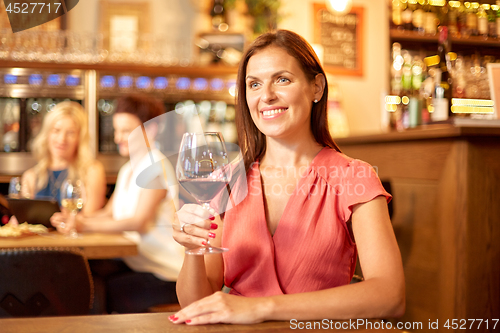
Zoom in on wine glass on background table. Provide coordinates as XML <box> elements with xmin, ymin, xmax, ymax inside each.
<box><xmin>8</xmin><ymin>177</ymin><xmax>22</xmax><ymax>198</ymax></box>
<box><xmin>176</xmin><ymin>132</ymin><xmax>232</xmax><ymax>255</ymax></box>
<box><xmin>60</xmin><ymin>179</ymin><xmax>85</xmax><ymax>239</ymax></box>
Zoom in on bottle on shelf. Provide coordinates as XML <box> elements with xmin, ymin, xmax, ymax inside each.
<box><xmin>413</xmin><ymin>0</ymin><xmax>426</xmax><ymax>33</ymax></box>
<box><xmin>457</xmin><ymin>1</ymin><xmax>468</xmax><ymax>37</ymax></box>
<box><xmin>392</xmin><ymin>0</ymin><xmax>404</xmax><ymax>30</ymax></box>
<box><xmin>391</xmin><ymin>43</ymin><xmax>404</xmax><ymax>97</ymax></box>
<box><xmin>436</xmin><ymin>0</ymin><xmax>448</xmax><ymax>28</ymax></box>
<box><xmin>401</xmin><ymin>51</ymin><xmax>414</xmax><ymax>129</ymax></box>
<box><xmin>409</xmin><ymin>56</ymin><xmax>424</xmax><ymax>127</ymax></box>
<box><xmin>421</xmin><ymin>60</ymin><xmax>435</xmax><ymax>125</ymax></box>
<box><xmin>488</xmin><ymin>4</ymin><xmax>498</xmax><ymax>38</ymax></box>
<box><xmin>448</xmin><ymin>0</ymin><xmax>460</xmax><ymax>37</ymax></box>
<box><xmin>402</xmin><ymin>0</ymin><xmax>415</xmax><ymax>31</ymax></box>
<box><xmin>496</xmin><ymin>1</ymin><xmax>500</xmax><ymax>38</ymax></box>
<box><xmin>431</xmin><ymin>26</ymin><xmax>453</xmax><ymax>122</ymax></box>
<box><xmin>210</xmin><ymin>0</ymin><xmax>226</xmax><ymax>31</ymax></box>
<box><xmin>477</xmin><ymin>4</ymin><xmax>489</xmax><ymax>38</ymax></box>
<box><xmin>465</xmin><ymin>1</ymin><xmax>479</xmax><ymax>37</ymax></box>
<box><xmin>453</xmin><ymin>55</ymin><xmax>467</xmax><ymax>98</ymax></box>
<box><xmin>388</xmin><ymin>43</ymin><xmax>404</xmax><ymax>131</ymax></box>
<box><xmin>402</xmin><ymin>51</ymin><xmax>413</xmax><ymax>96</ymax></box>
<box><xmin>424</xmin><ymin>1</ymin><xmax>438</xmax><ymax>35</ymax></box>
<box><xmin>486</xmin><ymin>5</ymin><xmax>498</xmax><ymax>38</ymax></box>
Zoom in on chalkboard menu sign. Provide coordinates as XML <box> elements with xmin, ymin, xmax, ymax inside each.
<box><xmin>313</xmin><ymin>4</ymin><xmax>364</xmax><ymax>76</ymax></box>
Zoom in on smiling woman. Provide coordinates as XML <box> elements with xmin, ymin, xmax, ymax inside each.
<box><xmin>19</xmin><ymin>101</ymin><xmax>106</xmax><ymax>213</ymax></box>
<box><xmin>245</xmin><ymin>46</ymin><xmax>324</xmax><ymax>143</ymax></box>
<box><xmin>170</xmin><ymin>30</ymin><xmax>405</xmax><ymax>325</ymax></box>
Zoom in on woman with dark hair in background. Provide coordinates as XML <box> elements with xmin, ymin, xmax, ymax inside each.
<box><xmin>51</xmin><ymin>95</ymin><xmax>183</xmax><ymax>313</ymax></box>
<box><xmin>170</xmin><ymin>30</ymin><xmax>405</xmax><ymax>324</ymax></box>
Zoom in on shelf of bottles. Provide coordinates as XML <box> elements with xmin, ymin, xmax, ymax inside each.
<box><xmin>0</xmin><ymin>66</ymin><xmax>238</xmax><ymax>159</ymax></box>
<box><xmin>96</xmin><ymin>72</ymin><xmax>238</xmax><ymax>154</ymax></box>
<box><xmin>387</xmin><ymin>0</ymin><xmax>498</xmax><ymax>131</ymax></box>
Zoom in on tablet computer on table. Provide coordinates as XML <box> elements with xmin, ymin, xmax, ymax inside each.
<box><xmin>6</xmin><ymin>198</ymin><xmax>60</xmax><ymax>228</ymax></box>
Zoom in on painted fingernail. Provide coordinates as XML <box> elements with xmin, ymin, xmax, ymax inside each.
<box><xmin>210</xmin><ymin>223</ymin><xmax>218</xmax><ymax>230</ymax></box>
<box><xmin>185</xmin><ymin>320</ymin><xmax>191</xmax><ymax>324</ymax></box>
<box><xmin>168</xmin><ymin>315</ymin><xmax>178</xmax><ymax>321</ymax></box>
<box><xmin>208</xmin><ymin>232</ymin><xmax>216</xmax><ymax>238</ymax></box>
<box><xmin>201</xmin><ymin>241</ymin><xmax>207</xmax><ymax>245</ymax></box>
<box><xmin>209</xmin><ymin>215</ymin><xmax>215</xmax><ymax>220</ymax></box>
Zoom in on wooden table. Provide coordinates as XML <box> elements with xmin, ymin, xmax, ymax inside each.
<box><xmin>0</xmin><ymin>313</ymin><xmax>404</xmax><ymax>333</ymax></box>
<box><xmin>0</xmin><ymin>232</ymin><xmax>138</xmax><ymax>259</ymax></box>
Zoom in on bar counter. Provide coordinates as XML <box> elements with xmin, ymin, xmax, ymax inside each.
<box><xmin>336</xmin><ymin>124</ymin><xmax>500</xmax><ymax>332</ymax></box>
<box><xmin>0</xmin><ymin>312</ymin><xmax>403</xmax><ymax>333</ymax></box>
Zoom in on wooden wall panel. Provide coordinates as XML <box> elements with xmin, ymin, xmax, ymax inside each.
<box><xmin>437</xmin><ymin>141</ymin><xmax>469</xmax><ymax>323</ymax></box>
<box><xmin>391</xmin><ymin>179</ymin><xmax>440</xmax><ymax>324</ymax></box>
<box><xmin>465</xmin><ymin>141</ymin><xmax>500</xmax><ymax>330</ymax></box>
<box><xmin>340</xmin><ymin>140</ymin><xmax>453</xmax><ymax>181</ymax></box>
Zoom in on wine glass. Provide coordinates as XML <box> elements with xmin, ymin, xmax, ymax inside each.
<box><xmin>60</xmin><ymin>179</ymin><xmax>85</xmax><ymax>239</ymax></box>
<box><xmin>8</xmin><ymin>177</ymin><xmax>21</xmax><ymax>198</ymax></box>
<box><xmin>176</xmin><ymin>132</ymin><xmax>232</xmax><ymax>255</ymax></box>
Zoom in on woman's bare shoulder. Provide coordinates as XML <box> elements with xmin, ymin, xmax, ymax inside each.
<box><xmin>87</xmin><ymin>160</ymin><xmax>106</xmax><ymax>175</ymax></box>
<box><xmin>22</xmin><ymin>167</ymin><xmax>37</xmax><ymax>181</ymax></box>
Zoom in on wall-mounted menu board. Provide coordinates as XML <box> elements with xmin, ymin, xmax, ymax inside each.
<box><xmin>313</xmin><ymin>4</ymin><xmax>364</xmax><ymax>76</ymax></box>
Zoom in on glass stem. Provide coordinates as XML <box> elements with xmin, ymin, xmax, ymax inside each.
<box><xmin>69</xmin><ymin>210</ymin><xmax>78</xmax><ymax>238</ymax></box>
<box><xmin>201</xmin><ymin>202</ymin><xmax>212</xmax><ymax>247</ymax></box>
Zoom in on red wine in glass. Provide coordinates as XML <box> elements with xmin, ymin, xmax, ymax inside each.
<box><xmin>179</xmin><ymin>179</ymin><xmax>228</xmax><ymax>203</ymax></box>
<box><xmin>176</xmin><ymin>132</ymin><xmax>232</xmax><ymax>255</ymax></box>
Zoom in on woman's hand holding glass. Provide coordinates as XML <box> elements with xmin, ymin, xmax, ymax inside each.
<box><xmin>50</xmin><ymin>210</ymin><xmax>77</xmax><ymax>234</ymax></box>
<box><xmin>57</xmin><ymin>179</ymin><xmax>85</xmax><ymax>238</ymax></box>
<box><xmin>175</xmin><ymin>132</ymin><xmax>231</xmax><ymax>255</ymax></box>
<box><xmin>8</xmin><ymin>177</ymin><xmax>22</xmax><ymax>199</ymax></box>
<box><xmin>172</xmin><ymin>204</ymin><xmax>220</xmax><ymax>250</ymax></box>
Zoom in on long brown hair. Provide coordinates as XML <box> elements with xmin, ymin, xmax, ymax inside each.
<box><xmin>235</xmin><ymin>29</ymin><xmax>341</xmax><ymax>171</ymax></box>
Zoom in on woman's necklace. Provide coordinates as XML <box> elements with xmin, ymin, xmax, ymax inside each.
<box><xmin>48</xmin><ymin>169</ymin><xmax>68</xmax><ymax>199</ymax></box>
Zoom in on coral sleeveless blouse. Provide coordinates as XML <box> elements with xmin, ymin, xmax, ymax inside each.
<box><xmin>221</xmin><ymin>148</ymin><xmax>391</xmax><ymax>297</ymax></box>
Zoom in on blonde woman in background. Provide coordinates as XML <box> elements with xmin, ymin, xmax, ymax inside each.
<box><xmin>20</xmin><ymin>101</ymin><xmax>106</xmax><ymax>213</ymax></box>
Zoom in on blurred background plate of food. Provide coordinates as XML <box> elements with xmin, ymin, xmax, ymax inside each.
<box><xmin>0</xmin><ymin>222</ymin><xmax>48</xmax><ymax>238</ymax></box>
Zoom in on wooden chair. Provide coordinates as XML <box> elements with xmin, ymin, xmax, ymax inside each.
<box><xmin>0</xmin><ymin>247</ymin><xmax>94</xmax><ymax>317</ymax></box>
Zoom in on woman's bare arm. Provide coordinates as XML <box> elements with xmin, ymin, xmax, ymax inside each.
<box><xmin>83</xmin><ymin>192</ymin><xmax>114</xmax><ymax>218</ymax></box>
<box><xmin>20</xmin><ymin>168</ymin><xmax>36</xmax><ymax>199</ymax></box>
<box><xmin>77</xmin><ymin>188</ymin><xmax>167</xmax><ymax>233</ymax></box>
<box><xmin>82</xmin><ymin>161</ymin><xmax>107</xmax><ymax>214</ymax></box>
<box><xmin>174</xmin><ymin>206</ymin><xmax>225</xmax><ymax>307</ymax></box>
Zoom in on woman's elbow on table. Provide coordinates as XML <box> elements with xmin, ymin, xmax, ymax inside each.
<box><xmin>377</xmin><ymin>277</ymin><xmax>406</xmax><ymax>318</ymax></box>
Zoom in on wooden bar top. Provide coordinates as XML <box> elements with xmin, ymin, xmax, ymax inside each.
<box><xmin>0</xmin><ymin>313</ymin><xmax>403</xmax><ymax>333</ymax></box>
<box><xmin>0</xmin><ymin>232</ymin><xmax>138</xmax><ymax>259</ymax></box>
<box><xmin>335</xmin><ymin>123</ymin><xmax>500</xmax><ymax>146</ymax></box>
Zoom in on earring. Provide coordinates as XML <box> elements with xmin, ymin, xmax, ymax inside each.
<box><xmin>314</xmin><ymin>99</ymin><xmax>318</xmax><ymax>103</ymax></box>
